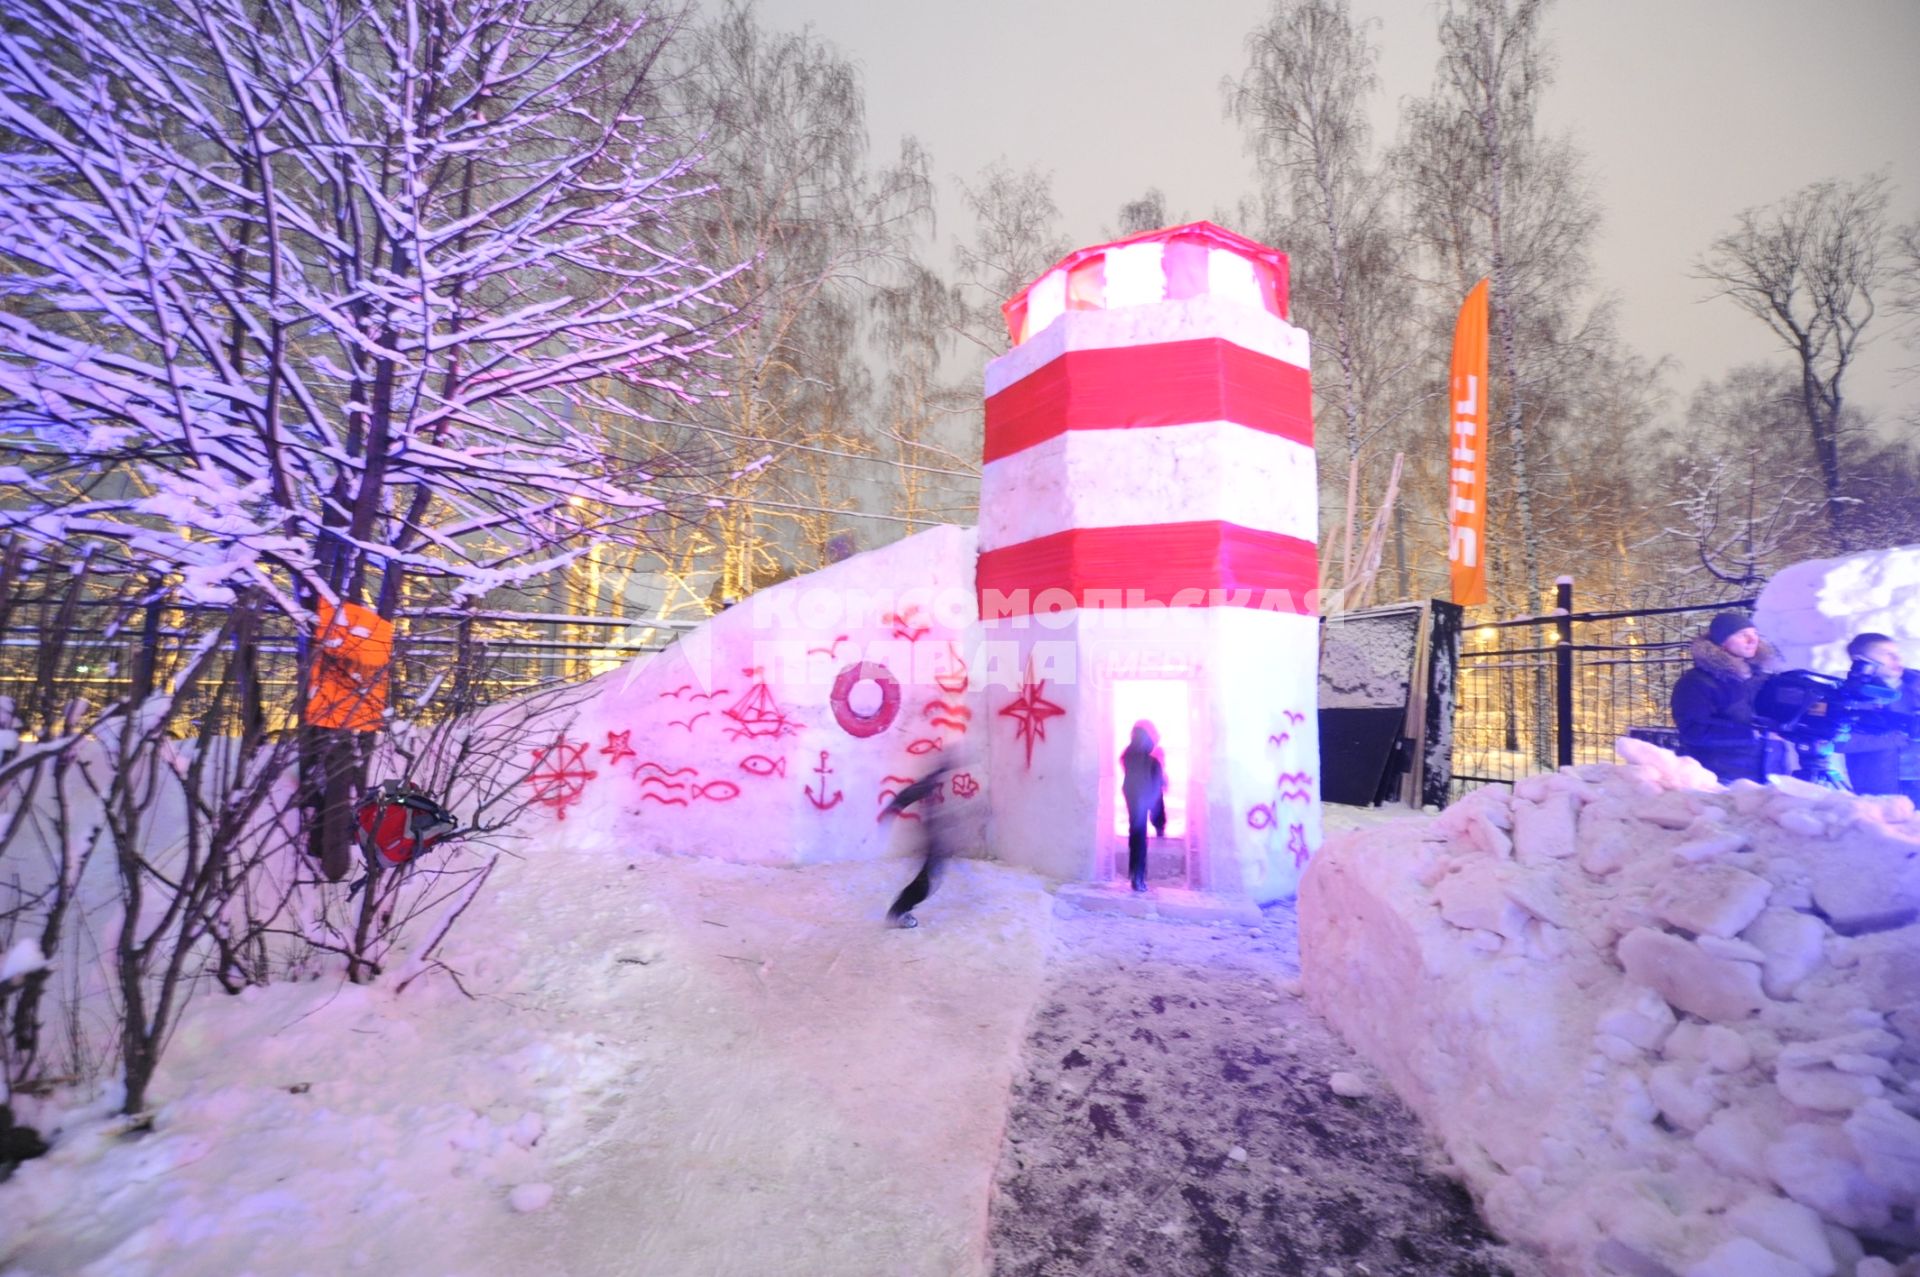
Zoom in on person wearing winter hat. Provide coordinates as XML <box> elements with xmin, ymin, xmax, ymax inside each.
<box><xmin>1669</xmin><ymin>611</ymin><xmax>1785</xmax><ymax>783</ymax></box>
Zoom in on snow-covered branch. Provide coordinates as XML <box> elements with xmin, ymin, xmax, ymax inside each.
<box><xmin>0</xmin><ymin>0</ymin><xmax>743</xmax><ymax>615</ymax></box>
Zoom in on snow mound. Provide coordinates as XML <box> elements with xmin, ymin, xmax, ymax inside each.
<box><xmin>0</xmin><ymin>844</ymin><xmax>1056</xmax><ymax>1276</ymax></box>
<box><xmin>1756</xmin><ymin>544</ymin><xmax>1920</xmax><ymax>673</ymax></box>
<box><xmin>1300</xmin><ymin>739</ymin><xmax>1920</xmax><ymax>1277</ymax></box>
<box><xmin>541</xmin><ymin>524</ymin><xmax>990</xmax><ymax>867</ymax></box>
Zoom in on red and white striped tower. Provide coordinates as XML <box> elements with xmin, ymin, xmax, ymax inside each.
<box><xmin>977</xmin><ymin>223</ymin><xmax>1320</xmax><ymax>906</ymax></box>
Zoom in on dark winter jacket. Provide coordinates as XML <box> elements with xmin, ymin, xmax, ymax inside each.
<box><xmin>1670</xmin><ymin>636</ymin><xmax>1783</xmax><ymax>784</ymax></box>
<box><xmin>1839</xmin><ymin>669</ymin><xmax>1920</xmax><ymax>796</ymax></box>
<box><xmin>884</xmin><ymin>769</ymin><xmax>946</xmax><ymax>814</ymax></box>
<box><xmin>1119</xmin><ymin>725</ymin><xmax>1166</xmax><ymax>825</ymax></box>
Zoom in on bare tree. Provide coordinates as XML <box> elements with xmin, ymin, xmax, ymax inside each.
<box><xmin>952</xmin><ymin>160</ymin><xmax>1071</xmax><ymax>358</ymax></box>
<box><xmin>92</xmin><ymin>613</ymin><xmax>308</xmax><ymax>1113</ymax></box>
<box><xmin>870</xmin><ymin>259</ymin><xmax>980</xmax><ymax>531</ymax></box>
<box><xmin>0</xmin><ymin>548</ymin><xmax>122</xmax><ymax>1093</ymax></box>
<box><xmin>0</xmin><ymin>0</ymin><xmax>739</xmax><ymax>602</ymax></box>
<box><xmin>1878</xmin><ymin>211</ymin><xmax>1920</xmax><ymax>440</ymax></box>
<box><xmin>0</xmin><ymin>0</ymin><xmax>750</xmax><ymax>1111</ymax></box>
<box><xmin>1841</xmin><ymin>433</ymin><xmax>1920</xmax><ymax>553</ymax></box>
<box><xmin>1394</xmin><ymin>0</ymin><xmax>1572</xmax><ymax>613</ymax></box>
<box><xmin>1392</xmin><ymin>0</ymin><xmax>1672</xmax><ymax>766</ymax></box>
<box><xmin>1115</xmin><ymin>188</ymin><xmax>1171</xmax><ymax>236</ymax></box>
<box><xmin>1227</xmin><ymin>0</ymin><xmax>1420</xmax><ymax>603</ymax></box>
<box><xmin>0</xmin><ymin>0</ymin><xmax>745</xmax><ymax>876</ymax></box>
<box><xmin>1656</xmin><ymin>365</ymin><xmax>1825</xmax><ymax>587</ymax></box>
<box><xmin>661</xmin><ymin>1</ymin><xmax>934</xmax><ymax>601</ymax></box>
<box><xmin>1696</xmin><ymin>172</ymin><xmax>1896</xmax><ymax>547</ymax></box>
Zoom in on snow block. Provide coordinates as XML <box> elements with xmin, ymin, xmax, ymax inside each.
<box><xmin>1742</xmin><ymin>909</ymin><xmax>1829</xmax><ymax>999</ymax></box>
<box><xmin>1299</xmin><ymin>745</ymin><xmax>1920</xmax><ymax>1276</ymax></box>
<box><xmin>1650</xmin><ymin>864</ymin><xmax>1773</xmax><ymax>938</ymax></box>
<box><xmin>1754</xmin><ymin>544</ymin><xmax>1920</xmax><ymax>673</ymax></box>
<box><xmin>1617</xmin><ymin>928</ymin><xmax>1767</xmax><ymax>1023</ymax></box>
<box><xmin>1844</xmin><ymin>1100</ymin><xmax>1920</xmax><ymax>1201</ymax></box>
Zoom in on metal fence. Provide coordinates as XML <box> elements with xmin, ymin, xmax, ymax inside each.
<box><xmin>6</xmin><ymin>566</ymin><xmax>1756</xmax><ymax>794</ymax></box>
<box><xmin>0</xmin><ymin>589</ymin><xmax>694</xmax><ymax>738</ymax></box>
<box><xmin>1450</xmin><ymin>581</ymin><xmax>1757</xmax><ymax>795</ymax></box>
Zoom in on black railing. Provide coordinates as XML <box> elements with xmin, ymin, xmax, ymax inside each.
<box><xmin>0</xmin><ymin>595</ymin><xmax>694</xmax><ymax>737</ymax></box>
<box><xmin>1450</xmin><ymin>580</ymin><xmax>1756</xmax><ymax>796</ymax></box>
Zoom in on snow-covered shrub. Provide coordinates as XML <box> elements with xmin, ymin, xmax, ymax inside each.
<box><xmin>308</xmin><ymin>662</ymin><xmax>599</xmax><ymax>987</ymax></box>
<box><xmin>0</xmin><ymin>571</ymin><xmax>602</xmax><ymax>1112</ymax></box>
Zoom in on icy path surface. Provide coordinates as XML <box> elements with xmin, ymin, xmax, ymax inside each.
<box><xmin>986</xmin><ymin>897</ymin><xmax>1542</xmax><ymax>1277</ymax></box>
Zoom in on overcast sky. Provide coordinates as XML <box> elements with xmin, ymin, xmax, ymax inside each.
<box><xmin>749</xmin><ymin>0</ymin><xmax>1919</xmax><ymax>420</ymax></box>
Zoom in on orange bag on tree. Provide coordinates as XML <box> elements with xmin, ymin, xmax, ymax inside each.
<box><xmin>308</xmin><ymin>600</ymin><xmax>393</xmax><ymax>732</ymax></box>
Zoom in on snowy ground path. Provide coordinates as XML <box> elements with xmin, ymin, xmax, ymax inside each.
<box><xmin>3</xmin><ymin>811</ymin><xmax>1536</xmax><ymax>1277</ymax></box>
<box><xmin>986</xmin><ymin>899</ymin><xmax>1541</xmax><ymax>1277</ymax></box>
<box><xmin>0</xmin><ymin>848</ymin><xmax>1057</xmax><ymax>1277</ymax></box>
<box><xmin>431</xmin><ymin>851</ymin><xmax>1058</xmax><ymax>1277</ymax></box>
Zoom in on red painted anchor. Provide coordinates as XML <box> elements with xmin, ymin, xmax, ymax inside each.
<box><xmin>805</xmin><ymin>749</ymin><xmax>844</xmax><ymax>811</ymax></box>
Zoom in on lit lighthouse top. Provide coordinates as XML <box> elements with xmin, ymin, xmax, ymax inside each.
<box><xmin>1001</xmin><ymin>221</ymin><xmax>1291</xmax><ymax>347</ymax></box>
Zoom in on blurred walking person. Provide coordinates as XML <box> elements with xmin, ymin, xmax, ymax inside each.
<box><xmin>882</xmin><ymin>763</ymin><xmax>953</xmax><ymax>928</ymax></box>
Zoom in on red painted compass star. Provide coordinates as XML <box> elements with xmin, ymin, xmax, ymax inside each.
<box><xmin>998</xmin><ymin>657</ymin><xmax>1066</xmax><ymax>770</ymax></box>
<box><xmin>599</xmin><ymin>729</ymin><xmax>637</xmax><ymax>766</ymax></box>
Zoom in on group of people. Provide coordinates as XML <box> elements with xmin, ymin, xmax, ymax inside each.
<box><xmin>1670</xmin><ymin>610</ymin><xmax>1920</xmax><ymax>795</ymax></box>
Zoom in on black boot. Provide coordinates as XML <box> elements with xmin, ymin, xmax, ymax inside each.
<box><xmin>1128</xmin><ymin>823</ymin><xmax>1148</xmax><ymax>891</ymax></box>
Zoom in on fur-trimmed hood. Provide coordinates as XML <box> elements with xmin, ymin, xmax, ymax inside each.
<box><xmin>1690</xmin><ymin>634</ymin><xmax>1780</xmax><ymax>681</ymax></box>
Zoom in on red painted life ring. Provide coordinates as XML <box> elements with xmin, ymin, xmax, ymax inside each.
<box><xmin>830</xmin><ymin>662</ymin><xmax>901</xmax><ymax>738</ymax></box>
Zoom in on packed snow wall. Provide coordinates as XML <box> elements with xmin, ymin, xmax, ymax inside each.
<box><xmin>978</xmin><ymin>224</ymin><xmax>1321</xmax><ymax>905</ymax></box>
<box><xmin>548</xmin><ymin>525</ymin><xmax>992</xmax><ymax>865</ymax></box>
<box><xmin>1300</xmin><ymin>741</ymin><xmax>1920</xmax><ymax>1277</ymax></box>
<box><xmin>1756</xmin><ymin>544</ymin><xmax>1920</xmax><ymax>673</ymax></box>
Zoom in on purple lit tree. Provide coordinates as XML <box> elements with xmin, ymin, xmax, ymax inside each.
<box><xmin>0</xmin><ymin>0</ymin><xmax>740</xmax><ymax>606</ymax></box>
<box><xmin>1</xmin><ymin>0</ymin><xmax>742</xmax><ymax>828</ymax></box>
<box><xmin>0</xmin><ymin>0</ymin><xmax>742</xmax><ymax>1105</ymax></box>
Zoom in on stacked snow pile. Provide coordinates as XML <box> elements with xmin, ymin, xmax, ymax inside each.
<box><xmin>1756</xmin><ymin>544</ymin><xmax>1920</xmax><ymax>672</ymax></box>
<box><xmin>1300</xmin><ymin>738</ymin><xmax>1920</xmax><ymax>1277</ymax></box>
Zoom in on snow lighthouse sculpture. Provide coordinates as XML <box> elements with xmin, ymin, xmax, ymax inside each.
<box><xmin>978</xmin><ymin>223</ymin><xmax>1321</xmax><ymax>907</ymax></box>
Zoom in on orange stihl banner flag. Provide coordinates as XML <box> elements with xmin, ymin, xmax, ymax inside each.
<box><xmin>1447</xmin><ymin>279</ymin><xmax>1490</xmax><ymax>607</ymax></box>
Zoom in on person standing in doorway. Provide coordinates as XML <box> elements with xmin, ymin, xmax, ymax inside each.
<box><xmin>1149</xmin><ymin>730</ymin><xmax>1168</xmax><ymax>839</ymax></box>
<box><xmin>1119</xmin><ymin>722</ymin><xmax>1166</xmax><ymax>892</ymax></box>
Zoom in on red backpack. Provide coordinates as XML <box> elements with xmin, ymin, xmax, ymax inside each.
<box><xmin>354</xmin><ymin>780</ymin><xmax>459</xmax><ymax>870</ymax></box>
